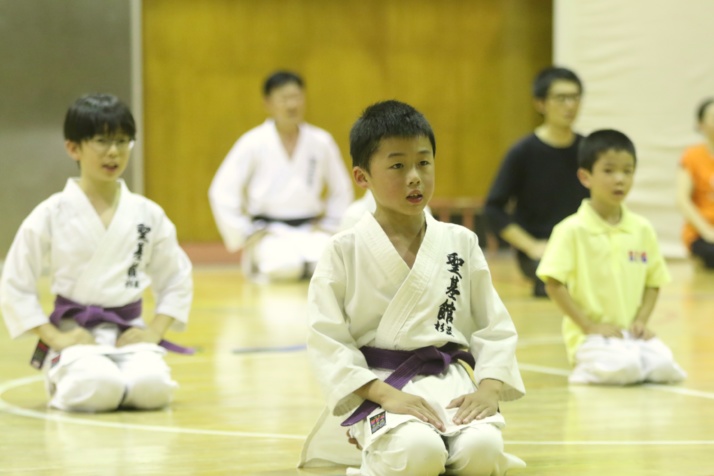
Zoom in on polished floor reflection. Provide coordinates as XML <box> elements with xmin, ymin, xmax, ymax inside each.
<box><xmin>1</xmin><ymin>252</ymin><xmax>712</xmax><ymax>475</ymax></box>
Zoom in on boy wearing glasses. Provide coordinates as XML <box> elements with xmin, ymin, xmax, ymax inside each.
<box><xmin>0</xmin><ymin>93</ymin><xmax>193</xmax><ymax>412</ymax></box>
<box><xmin>484</xmin><ymin>66</ymin><xmax>589</xmax><ymax>297</ymax></box>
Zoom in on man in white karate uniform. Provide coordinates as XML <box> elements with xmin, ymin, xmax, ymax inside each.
<box><xmin>208</xmin><ymin>71</ymin><xmax>353</xmax><ymax>281</ymax></box>
<box><xmin>0</xmin><ymin>94</ymin><xmax>193</xmax><ymax>413</ymax></box>
<box><xmin>300</xmin><ymin>100</ymin><xmax>526</xmax><ymax>476</ymax></box>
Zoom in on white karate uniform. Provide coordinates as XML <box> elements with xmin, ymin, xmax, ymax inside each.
<box><xmin>300</xmin><ymin>213</ymin><xmax>526</xmax><ymax>475</ymax></box>
<box><xmin>208</xmin><ymin>119</ymin><xmax>353</xmax><ymax>281</ymax></box>
<box><xmin>0</xmin><ymin>179</ymin><xmax>193</xmax><ymax>412</ymax></box>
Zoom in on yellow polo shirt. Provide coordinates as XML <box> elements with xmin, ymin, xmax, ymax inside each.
<box><xmin>536</xmin><ymin>200</ymin><xmax>670</xmax><ymax>363</ymax></box>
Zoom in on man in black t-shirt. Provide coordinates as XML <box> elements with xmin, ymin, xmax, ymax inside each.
<box><xmin>485</xmin><ymin>67</ymin><xmax>589</xmax><ymax>297</ymax></box>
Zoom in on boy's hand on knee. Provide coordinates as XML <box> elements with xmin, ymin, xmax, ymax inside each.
<box><xmin>355</xmin><ymin>380</ymin><xmax>445</xmax><ymax>431</ymax></box>
<box><xmin>53</xmin><ymin>327</ymin><xmax>96</xmax><ymax>351</ymax></box>
<box><xmin>448</xmin><ymin>390</ymin><xmax>499</xmax><ymax>424</ymax></box>
<box><xmin>117</xmin><ymin>327</ymin><xmax>161</xmax><ymax>347</ymax></box>
<box><xmin>629</xmin><ymin>321</ymin><xmax>655</xmax><ymax>340</ymax></box>
<box><xmin>381</xmin><ymin>389</ymin><xmax>446</xmax><ymax>431</ymax></box>
<box><xmin>33</xmin><ymin>323</ymin><xmax>95</xmax><ymax>351</ymax></box>
<box><xmin>448</xmin><ymin>378</ymin><xmax>502</xmax><ymax>424</ymax></box>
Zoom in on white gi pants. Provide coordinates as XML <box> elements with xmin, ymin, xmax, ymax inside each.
<box><xmin>569</xmin><ymin>333</ymin><xmax>687</xmax><ymax>385</ymax></box>
<box><xmin>249</xmin><ymin>223</ymin><xmax>331</xmax><ymax>281</ymax></box>
<box><xmin>45</xmin><ymin>343</ymin><xmax>176</xmax><ymax>413</ymax></box>
<box><xmin>358</xmin><ymin>422</ymin><xmax>518</xmax><ymax>476</ymax></box>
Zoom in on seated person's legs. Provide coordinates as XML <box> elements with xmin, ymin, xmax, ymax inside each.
<box><xmin>115</xmin><ymin>347</ymin><xmax>176</xmax><ymax>410</ymax></box>
<box><xmin>570</xmin><ymin>335</ymin><xmax>643</xmax><ymax>385</ymax></box>
<box><xmin>295</xmin><ymin>228</ymin><xmax>331</xmax><ymax>277</ymax></box>
<box><xmin>47</xmin><ymin>349</ymin><xmax>125</xmax><ymax>412</ymax></box>
<box><xmin>690</xmin><ymin>238</ymin><xmax>714</xmax><ymax>269</ymax></box>
<box><xmin>253</xmin><ymin>232</ymin><xmax>305</xmax><ymax>281</ymax></box>
<box><xmin>361</xmin><ymin>422</ymin><xmax>447</xmax><ymax>476</ymax></box>
<box><xmin>637</xmin><ymin>337</ymin><xmax>687</xmax><ymax>383</ymax></box>
<box><xmin>516</xmin><ymin>250</ymin><xmax>547</xmax><ymax>297</ymax></box>
<box><xmin>445</xmin><ymin>424</ymin><xmax>507</xmax><ymax>476</ymax></box>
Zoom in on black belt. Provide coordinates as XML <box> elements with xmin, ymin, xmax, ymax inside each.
<box><xmin>252</xmin><ymin>215</ymin><xmax>316</xmax><ymax>227</ymax></box>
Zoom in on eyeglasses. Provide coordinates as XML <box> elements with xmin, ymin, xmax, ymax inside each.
<box><xmin>548</xmin><ymin>93</ymin><xmax>582</xmax><ymax>104</ymax></box>
<box><xmin>87</xmin><ymin>136</ymin><xmax>135</xmax><ymax>153</ymax></box>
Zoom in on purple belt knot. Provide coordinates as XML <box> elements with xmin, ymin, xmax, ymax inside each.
<box><xmin>341</xmin><ymin>342</ymin><xmax>474</xmax><ymax>427</ymax></box>
<box><xmin>49</xmin><ymin>295</ymin><xmax>193</xmax><ymax>355</ymax></box>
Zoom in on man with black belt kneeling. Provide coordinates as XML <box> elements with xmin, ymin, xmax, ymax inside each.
<box><xmin>209</xmin><ymin>70</ymin><xmax>353</xmax><ymax>282</ymax></box>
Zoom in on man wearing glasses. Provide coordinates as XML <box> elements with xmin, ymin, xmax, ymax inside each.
<box><xmin>484</xmin><ymin>67</ymin><xmax>588</xmax><ymax>297</ymax></box>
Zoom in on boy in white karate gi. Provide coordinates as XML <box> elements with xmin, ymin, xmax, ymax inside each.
<box><xmin>208</xmin><ymin>70</ymin><xmax>353</xmax><ymax>282</ymax></box>
<box><xmin>301</xmin><ymin>100</ymin><xmax>526</xmax><ymax>476</ymax></box>
<box><xmin>537</xmin><ymin>129</ymin><xmax>686</xmax><ymax>385</ymax></box>
<box><xmin>0</xmin><ymin>93</ymin><xmax>193</xmax><ymax>412</ymax></box>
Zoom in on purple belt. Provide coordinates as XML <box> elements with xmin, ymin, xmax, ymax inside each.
<box><xmin>49</xmin><ymin>295</ymin><xmax>193</xmax><ymax>355</ymax></box>
<box><xmin>341</xmin><ymin>342</ymin><xmax>475</xmax><ymax>427</ymax></box>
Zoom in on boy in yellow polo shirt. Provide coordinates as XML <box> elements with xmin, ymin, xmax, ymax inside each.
<box><xmin>537</xmin><ymin>129</ymin><xmax>686</xmax><ymax>385</ymax></box>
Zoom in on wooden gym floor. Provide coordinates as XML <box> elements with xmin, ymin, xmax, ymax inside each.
<box><xmin>0</xmin><ymin>246</ymin><xmax>712</xmax><ymax>475</ymax></box>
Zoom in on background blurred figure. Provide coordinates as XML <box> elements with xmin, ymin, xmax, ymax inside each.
<box><xmin>209</xmin><ymin>71</ymin><xmax>353</xmax><ymax>282</ymax></box>
<box><xmin>676</xmin><ymin>98</ymin><xmax>714</xmax><ymax>268</ymax></box>
<box><xmin>538</xmin><ymin>129</ymin><xmax>685</xmax><ymax>386</ymax></box>
<box><xmin>0</xmin><ymin>94</ymin><xmax>192</xmax><ymax>413</ymax></box>
<box><xmin>484</xmin><ymin>67</ymin><xmax>588</xmax><ymax>297</ymax></box>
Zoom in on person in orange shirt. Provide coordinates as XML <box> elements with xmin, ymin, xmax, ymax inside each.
<box><xmin>676</xmin><ymin>98</ymin><xmax>714</xmax><ymax>268</ymax></box>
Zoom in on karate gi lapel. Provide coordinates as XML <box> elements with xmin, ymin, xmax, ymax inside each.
<box><xmin>266</xmin><ymin>120</ymin><xmax>293</xmax><ymax>165</ymax></box>
<box><xmin>358</xmin><ymin>213</ymin><xmax>441</xmax><ymax>349</ymax></box>
<box><xmin>63</xmin><ymin>178</ymin><xmax>106</xmax><ymax>245</ymax></box>
<box><xmin>69</xmin><ymin>180</ymin><xmax>139</xmax><ymax>302</ymax></box>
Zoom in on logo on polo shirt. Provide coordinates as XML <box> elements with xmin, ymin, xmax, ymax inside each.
<box><xmin>628</xmin><ymin>251</ymin><xmax>647</xmax><ymax>263</ymax></box>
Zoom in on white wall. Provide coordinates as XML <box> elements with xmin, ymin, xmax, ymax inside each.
<box><xmin>554</xmin><ymin>0</ymin><xmax>714</xmax><ymax>258</ymax></box>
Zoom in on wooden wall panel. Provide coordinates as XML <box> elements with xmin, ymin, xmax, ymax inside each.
<box><xmin>143</xmin><ymin>0</ymin><xmax>552</xmax><ymax>242</ymax></box>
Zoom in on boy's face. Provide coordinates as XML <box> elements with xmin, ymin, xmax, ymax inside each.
<box><xmin>578</xmin><ymin>149</ymin><xmax>635</xmax><ymax>208</ymax></box>
<box><xmin>65</xmin><ymin>131</ymin><xmax>133</xmax><ymax>185</ymax></box>
<box><xmin>264</xmin><ymin>82</ymin><xmax>305</xmax><ymax>130</ymax></box>
<box><xmin>535</xmin><ymin>79</ymin><xmax>581</xmax><ymax>128</ymax></box>
<box><xmin>353</xmin><ymin>136</ymin><xmax>435</xmax><ymax>219</ymax></box>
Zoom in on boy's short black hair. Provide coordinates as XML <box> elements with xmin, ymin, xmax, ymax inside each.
<box><xmin>578</xmin><ymin>129</ymin><xmax>637</xmax><ymax>171</ymax></box>
<box><xmin>696</xmin><ymin>97</ymin><xmax>714</xmax><ymax>122</ymax></box>
<box><xmin>263</xmin><ymin>70</ymin><xmax>304</xmax><ymax>97</ymax></box>
<box><xmin>533</xmin><ymin>66</ymin><xmax>583</xmax><ymax>100</ymax></box>
<box><xmin>349</xmin><ymin>100</ymin><xmax>436</xmax><ymax>172</ymax></box>
<box><xmin>63</xmin><ymin>93</ymin><xmax>136</xmax><ymax>143</ymax></box>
